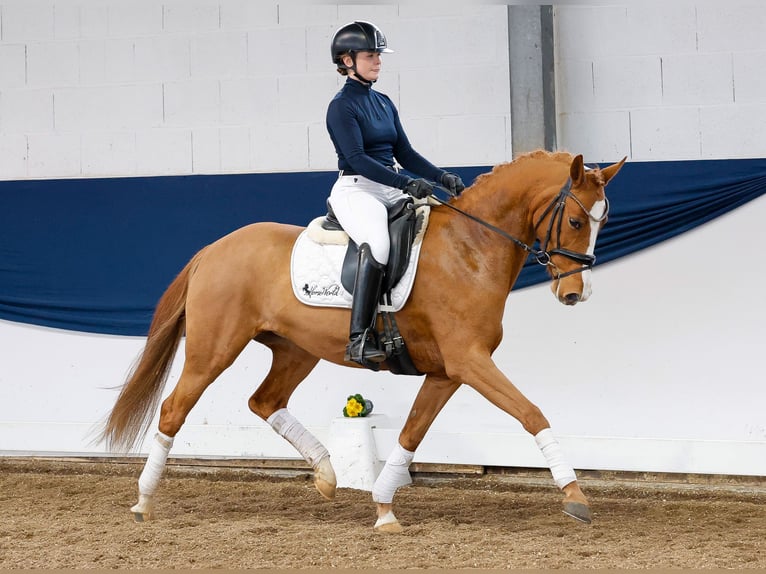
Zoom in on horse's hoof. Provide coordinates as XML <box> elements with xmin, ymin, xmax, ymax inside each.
<box><xmin>314</xmin><ymin>457</ymin><xmax>337</xmax><ymax>500</ymax></box>
<box><xmin>563</xmin><ymin>501</ymin><xmax>592</xmax><ymax>524</ymax></box>
<box><xmin>130</xmin><ymin>495</ymin><xmax>154</xmax><ymax>522</ymax></box>
<box><xmin>374</xmin><ymin>520</ymin><xmax>403</xmax><ymax>534</ymax></box>
<box><xmin>373</xmin><ymin>510</ymin><xmax>402</xmax><ymax>533</ymax></box>
<box><xmin>314</xmin><ymin>477</ymin><xmax>336</xmax><ymax>500</ymax></box>
<box><xmin>130</xmin><ymin>504</ymin><xmax>154</xmax><ymax>522</ymax></box>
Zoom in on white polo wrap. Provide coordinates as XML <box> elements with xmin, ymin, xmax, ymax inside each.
<box><xmin>372</xmin><ymin>443</ymin><xmax>415</xmax><ymax>503</ymax></box>
<box><xmin>137</xmin><ymin>431</ymin><xmax>174</xmax><ymax>496</ymax></box>
<box><xmin>535</xmin><ymin>427</ymin><xmax>577</xmax><ymax>489</ymax></box>
<box><xmin>267</xmin><ymin>408</ymin><xmax>329</xmax><ymax>468</ymax></box>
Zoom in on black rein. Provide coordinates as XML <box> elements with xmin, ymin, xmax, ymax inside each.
<box><xmin>430</xmin><ymin>178</ymin><xmax>609</xmax><ymax>280</ymax></box>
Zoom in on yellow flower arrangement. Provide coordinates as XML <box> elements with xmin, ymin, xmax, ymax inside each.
<box><xmin>342</xmin><ymin>393</ymin><xmax>373</xmax><ymax>417</ymax></box>
<box><xmin>344</xmin><ymin>397</ymin><xmax>364</xmax><ymax>417</ymax></box>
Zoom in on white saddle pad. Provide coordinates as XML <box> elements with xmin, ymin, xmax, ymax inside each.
<box><xmin>290</xmin><ymin>206</ymin><xmax>429</xmax><ymax>311</ymax></box>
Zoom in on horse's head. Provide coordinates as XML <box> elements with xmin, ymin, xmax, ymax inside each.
<box><xmin>534</xmin><ymin>154</ymin><xmax>626</xmax><ymax>306</ymax></box>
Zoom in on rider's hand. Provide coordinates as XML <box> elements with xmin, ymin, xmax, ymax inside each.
<box><xmin>440</xmin><ymin>172</ymin><xmax>465</xmax><ymax>196</ymax></box>
<box><xmin>404</xmin><ymin>178</ymin><xmax>434</xmax><ymax>199</ymax></box>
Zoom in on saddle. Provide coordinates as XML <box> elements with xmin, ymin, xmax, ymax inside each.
<box><xmin>319</xmin><ymin>197</ymin><xmax>423</xmax><ymax>294</ymax></box>
<box><xmin>310</xmin><ymin>197</ymin><xmax>426</xmax><ymax>376</ymax></box>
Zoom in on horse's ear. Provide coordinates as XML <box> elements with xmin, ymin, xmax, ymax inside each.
<box><xmin>600</xmin><ymin>156</ymin><xmax>627</xmax><ymax>186</ymax></box>
<box><xmin>570</xmin><ymin>154</ymin><xmax>585</xmax><ymax>186</ymax></box>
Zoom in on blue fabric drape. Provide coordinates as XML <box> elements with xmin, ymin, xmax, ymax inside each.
<box><xmin>1</xmin><ymin>158</ymin><xmax>764</xmax><ymax>336</ymax></box>
<box><xmin>0</xmin><ymin>172</ymin><xmax>333</xmax><ymax>335</ymax></box>
<box><xmin>515</xmin><ymin>157</ymin><xmax>766</xmax><ymax>288</ymax></box>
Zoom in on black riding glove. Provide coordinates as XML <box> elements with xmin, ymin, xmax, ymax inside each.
<box><xmin>440</xmin><ymin>172</ymin><xmax>465</xmax><ymax>196</ymax></box>
<box><xmin>403</xmin><ymin>178</ymin><xmax>434</xmax><ymax>199</ymax></box>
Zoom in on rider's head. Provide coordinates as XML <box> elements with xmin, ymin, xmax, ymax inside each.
<box><xmin>331</xmin><ymin>21</ymin><xmax>393</xmax><ymax>84</ymax></box>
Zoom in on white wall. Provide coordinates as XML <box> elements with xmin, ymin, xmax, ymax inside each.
<box><xmin>555</xmin><ymin>1</ymin><xmax>766</xmax><ymax>161</ymax></box>
<box><xmin>0</xmin><ymin>1</ymin><xmax>510</xmax><ymax>179</ymax></box>
<box><xmin>1</xmin><ymin>2</ymin><xmax>765</xmax><ymax>476</ymax></box>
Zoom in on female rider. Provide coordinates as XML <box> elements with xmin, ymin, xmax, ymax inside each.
<box><xmin>326</xmin><ymin>20</ymin><xmax>465</xmax><ymax>368</ymax></box>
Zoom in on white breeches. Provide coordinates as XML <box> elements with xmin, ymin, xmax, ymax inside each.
<box><xmin>328</xmin><ymin>175</ymin><xmax>405</xmax><ymax>265</ymax></box>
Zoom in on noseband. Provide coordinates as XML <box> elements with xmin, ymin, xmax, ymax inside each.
<box><xmin>432</xmin><ymin>178</ymin><xmax>609</xmax><ymax>279</ymax></box>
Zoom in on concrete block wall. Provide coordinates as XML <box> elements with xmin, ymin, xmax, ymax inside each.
<box><xmin>555</xmin><ymin>1</ymin><xmax>766</xmax><ymax>162</ymax></box>
<box><xmin>2</xmin><ymin>2</ymin><xmax>765</xmax><ymax>179</ymax></box>
<box><xmin>0</xmin><ymin>1</ymin><xmax>510</xmax><ymax>180</ymax></box>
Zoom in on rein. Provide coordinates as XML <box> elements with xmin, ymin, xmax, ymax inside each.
<box><xmin>431</xmin><ymin>179</ymin><xmax>608</xmax><ymax>279</ymax></box>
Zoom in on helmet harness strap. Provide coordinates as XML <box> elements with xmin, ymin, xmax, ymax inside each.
<box><xmin>345</xmin><ymin>51</ymin><xmax>374</xmax><ymax>85</ymax></box>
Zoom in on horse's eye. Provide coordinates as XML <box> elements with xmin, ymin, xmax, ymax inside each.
<box><xmin>568</xmin><ymin>217</ymin><xmax>583</xmax><ymax>230</ymax></box>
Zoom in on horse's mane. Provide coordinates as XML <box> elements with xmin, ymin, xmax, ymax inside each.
<box><xmin>471</xmin><ymin>149</ymin><xmax>605</xmax><ymax>189</ymax></box>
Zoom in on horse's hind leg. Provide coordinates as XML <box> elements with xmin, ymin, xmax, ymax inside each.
<box><xmin>248</xmin><ymin>334</ymin><xmax>335</xmax><ymax>500</ymax></box>
<box><xmin>131</xmin><ymin>327</ymin><xmax>254</xmax><ymax>522</ymax></box>
<box><xmin>372</xmin><ymin>373</ymin><xmax>461</xmax><ymax>533</ymax></box>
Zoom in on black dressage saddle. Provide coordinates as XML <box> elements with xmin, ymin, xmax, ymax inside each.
<box><xmin>318</xmin><ymin>197</ymin><xmax>425</xmax><ymax>376</ymax></box>
<box><xmin>321</xmin><ymin>197</ymin><xmax>425</xmax><ymax>295</ymax></box>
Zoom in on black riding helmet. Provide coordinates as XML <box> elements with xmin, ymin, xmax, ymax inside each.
<box><xmin>331</xmin><ymin>21</ymin><xmax>393</xmax><ymax>82</ymax></box>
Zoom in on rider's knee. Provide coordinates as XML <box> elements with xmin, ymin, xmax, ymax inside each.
<box><xmin>368</xmin><ymin>238</ymin><xmax>389</xmax><ymax>265</ymax></box>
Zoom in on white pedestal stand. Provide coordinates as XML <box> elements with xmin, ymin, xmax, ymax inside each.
<box><xmin>327</xmin><ymin>414</ymin><xmax>383</xmax><ymax>491</ymax></box>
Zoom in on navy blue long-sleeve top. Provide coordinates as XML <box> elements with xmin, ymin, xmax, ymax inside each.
<box><xmin>326</xmin><ymin>78</ymin><xmax>445</xmax><ymax>190</ymax></box>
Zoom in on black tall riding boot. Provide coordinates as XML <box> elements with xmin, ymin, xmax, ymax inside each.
<box><xmin>345</xmin><ymin>243</ymin><xmax>386</xmax><ymax>367</ymax></box>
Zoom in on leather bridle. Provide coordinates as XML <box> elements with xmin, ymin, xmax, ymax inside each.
<box><xmin>431</xmin><ymin>178</ymin><xmax>609</xmax><ymax>279</ymax></box>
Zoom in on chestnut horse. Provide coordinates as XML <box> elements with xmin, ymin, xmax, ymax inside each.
<box><xmin>101</xmin><ymin>150</ymin><xmax>625</xmax><ymax>532</ymax></box>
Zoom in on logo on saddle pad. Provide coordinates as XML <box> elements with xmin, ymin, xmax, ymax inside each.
<box><xmin>302</xmin><ymin>282</ymin><xmax>342</xmax><ymax>299</ymax></box>
<box><xmin>290</xmin><ymin>205</ymin><xmax>430</xmax><ymax>311</ymax></box>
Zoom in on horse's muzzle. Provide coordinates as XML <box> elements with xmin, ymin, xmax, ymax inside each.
<box><xmin>562</xmin><ymin>292</ymin><xmax>581</xmax><ymax>306</ymax></box>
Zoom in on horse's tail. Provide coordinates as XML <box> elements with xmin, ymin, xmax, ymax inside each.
<box><xmin>99</xmin><ymin>250</ymin><xmax>204</xmax><ymax>453</ymax></box>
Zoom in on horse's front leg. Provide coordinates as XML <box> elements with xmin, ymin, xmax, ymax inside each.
<box><xmin>373</xmin><ymin>373</ymin><xmax>461</xmax><ymax>533</ymax></box>
<box><xmin>448</xmin><ymin>350</ymin><xmax>591</xmax><ymax>523</ymax></box>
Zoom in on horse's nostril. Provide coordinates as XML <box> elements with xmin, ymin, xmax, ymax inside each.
<box><xmin>564</xmin><ymin>293</ymin><xmax>580</xmax><ymax>305</ymax></box>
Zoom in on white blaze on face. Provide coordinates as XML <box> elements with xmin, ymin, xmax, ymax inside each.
<box><xmin>579</xmin><ymin>198</ymin><xmax>607</xmax><ymax>302</ymax></box>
